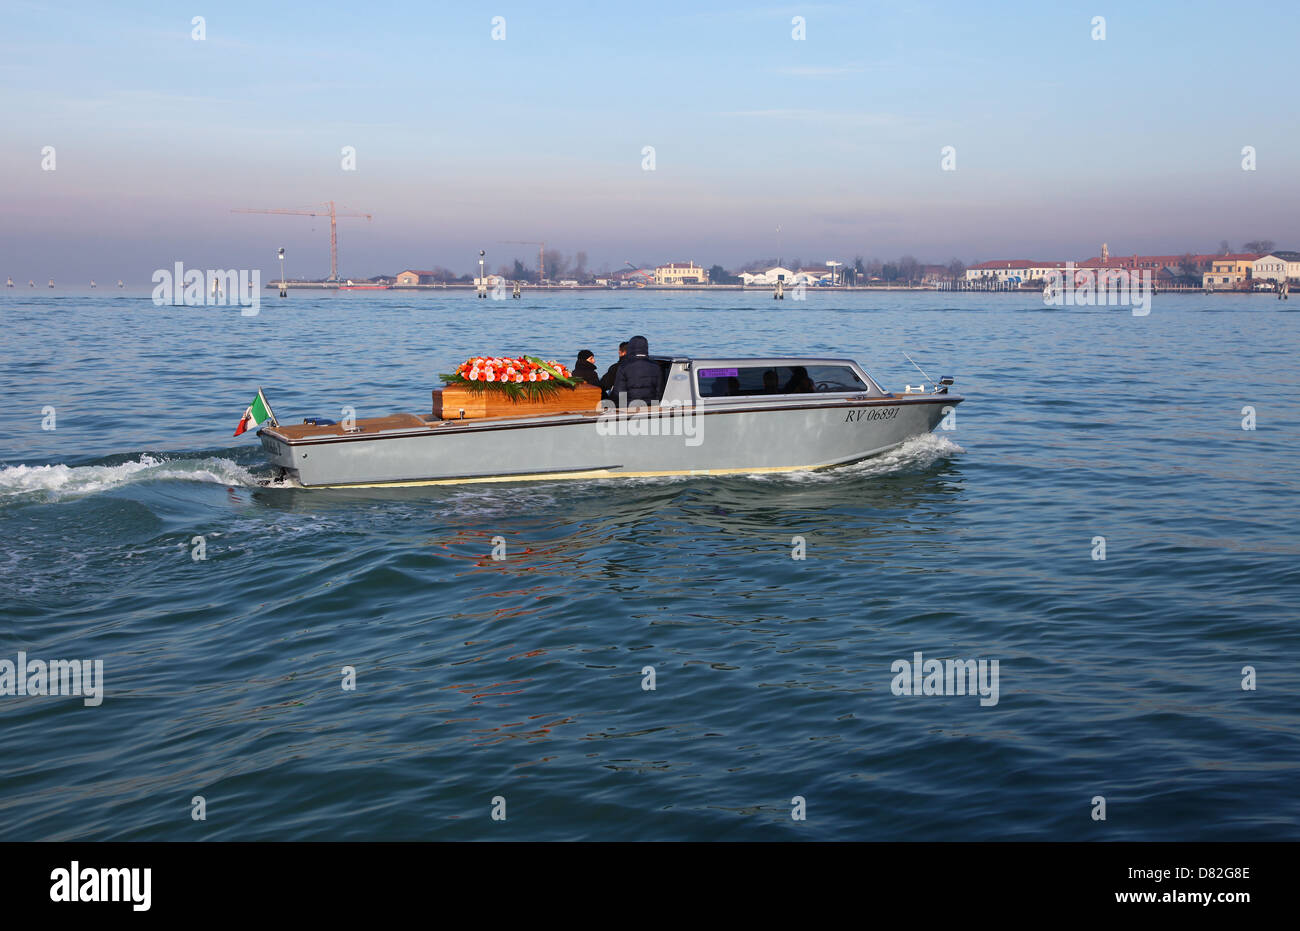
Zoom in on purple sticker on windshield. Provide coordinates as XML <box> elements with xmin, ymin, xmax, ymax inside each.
<box><xmin>699</xmin><ymin>368</ymin><xmax>738</xmax><ymax>377</ymax></box>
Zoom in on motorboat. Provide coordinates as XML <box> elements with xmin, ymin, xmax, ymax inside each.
<box><xmin>255</xmin><ymin>355</ymin><xmax>962</xmax><ymax>488</ymax></box>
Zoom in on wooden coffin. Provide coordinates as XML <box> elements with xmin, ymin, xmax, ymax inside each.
<box><xmin>433</xmin><ymin>382</ymin><xmax>602</xmax><ymax>420</ymax></box>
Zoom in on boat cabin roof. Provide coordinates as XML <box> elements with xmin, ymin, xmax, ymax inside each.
<box><xmin>650</xmin><ymin>355</ymin><xmax>866</xmax><ymax>368</ymax></box>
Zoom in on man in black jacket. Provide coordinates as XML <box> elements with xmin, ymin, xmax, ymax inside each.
<box><xmin>599</xmin><ymin>341</ymin><xmax>628</xmax><ymax>397</ymax></box>
<box><xmin>612</xmin><ymin>335</ymin><xmax>662</xmax><ymax>406</ymax></box>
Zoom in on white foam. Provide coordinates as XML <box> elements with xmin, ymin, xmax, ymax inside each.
<box><xmin>0</xmin><ymin>454</ymin><xmax>258</xmax><ymax>500</ymax></box>
<box><xmin>752</xmin><ymin>432</ymin><xmax>965</xmax><ymax>483</ymax></box>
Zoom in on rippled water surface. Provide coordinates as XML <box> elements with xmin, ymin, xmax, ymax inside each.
<box><xmin>1</xmin><ymin>289</ymin><xmax>1297</xmax><ymax>840</ymax></box>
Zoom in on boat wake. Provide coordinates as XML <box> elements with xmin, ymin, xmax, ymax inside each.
<box><xmin>565</xmin><ymin>432</ymin><xmax>965</xmax><ymax>490</ymax></box>
<box><xmin>0</xmin><ymin>454</ymin><xmax>261</xmax><ymax>502</ymax></box>
<box><xmin>755</xmin><ymin>432</ymin><xmax>965</xmax><ymax>483</ymax></box>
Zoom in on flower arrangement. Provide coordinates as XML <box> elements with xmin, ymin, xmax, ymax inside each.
<box><xmin>439</xmin><ymin>355</ymin><xmax>579</xmax><ymax>400</ymax></box>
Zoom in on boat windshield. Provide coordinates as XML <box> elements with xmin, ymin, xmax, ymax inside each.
<box><xmin>696</xmin><ymin>363</ymin><xmax>867</xmax><ymax>398</ymax></box>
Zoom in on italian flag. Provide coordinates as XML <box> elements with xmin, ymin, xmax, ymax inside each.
<box><xmin>233</xmin><ymin>389</ymin><xmax>275</xmax><ymax>436</ymax></box>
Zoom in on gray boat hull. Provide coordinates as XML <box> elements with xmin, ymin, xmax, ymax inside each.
<box><xmin>259</xmin><ymin>394</ymin><xmax>961</xmax><ymax>488</ymax></box>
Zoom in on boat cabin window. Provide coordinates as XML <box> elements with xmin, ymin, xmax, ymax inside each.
<box><xmin>696</xmin><ymin>364</ymin><xmax>868</xmax><ymax>398</ymax></box>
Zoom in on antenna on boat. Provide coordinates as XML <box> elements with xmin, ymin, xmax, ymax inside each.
<box><xmin>902</xmin><ymin>350</ymin><xmax>936</xmax><ymax>389</ymax></box>
<box><xmin>902</xmin><ymin>351</ymin><xmax>956</xmax><ymax>394</ymax></box>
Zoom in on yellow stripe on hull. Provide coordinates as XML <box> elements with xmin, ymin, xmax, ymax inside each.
<box><xmin>314</xmin><ymin>461</ymin><xmax>833</xmax><ymax>489</ymax></box>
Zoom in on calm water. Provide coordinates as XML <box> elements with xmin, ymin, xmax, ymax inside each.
<box><xmin>1</xmin><ymin>288</ymin><xmax>1297</xmax><ymax>840</ymax></box>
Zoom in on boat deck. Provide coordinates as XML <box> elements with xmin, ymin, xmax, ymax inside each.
<box><xmin>266</xmin><ymin>408</ymin><xmax>609</xmax><ymax>442</ymax></box>
<box><xmin>269</xmin><ymin>413</ymin><xmax>430</xmax><ymax>441</ymax></box>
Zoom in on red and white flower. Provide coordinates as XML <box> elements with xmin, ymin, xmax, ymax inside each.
<box><xmin>449</xmin><ymin>354</ymin><xmax>576</xmax><ymax>390</ymax></box>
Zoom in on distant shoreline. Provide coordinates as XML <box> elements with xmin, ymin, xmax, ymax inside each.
<box><xmin>261</xmin><ymin>281</ymin><xmax>1273</xmax><ymax>295</ymax></box>
<box><xmin>3</xmin><ymin>284</ymin><xmax>1277</xmax><ymax>297</ymax></box>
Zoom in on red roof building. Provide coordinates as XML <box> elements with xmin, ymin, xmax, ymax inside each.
<box><xmin>1076</xmin><ymin>253</ymin><xmax>1221</xmax><ymax>271</ymax></box>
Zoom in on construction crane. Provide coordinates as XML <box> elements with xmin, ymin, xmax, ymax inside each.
<box><xmin>500</xmin><ymin>240</ymin><xmax>545</xmax><ymax>283</ymax></box>
<box><xmin>624</xmin><ymin>261</ymin><xmax>648</xmax><ymax>287</ymax></box>
<box><xmin>232</xmin><ymin>201</ymin><xmax>372</xmax><ymax>281</ymax></box>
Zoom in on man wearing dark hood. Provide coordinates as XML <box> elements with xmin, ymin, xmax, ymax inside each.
<box><xmin>612</xmin><ymin>335</ymin><xmax>662</xmax><ymax>406</ymax></box>
<box><xmin>573</xmin><ymin>350</ymin><xmax>601</xmax><ymax>388</ymax></box>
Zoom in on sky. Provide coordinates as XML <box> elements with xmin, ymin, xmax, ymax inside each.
<box><xmin>2</xmin><ymin>0</ymin><xmax>1297</xmax><ymax>281</ymax></box>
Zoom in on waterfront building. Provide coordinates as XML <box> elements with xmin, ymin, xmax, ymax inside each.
<box><xmin>794</xmin><ymin>267</ymin><xmax>833</xmax><ymax>285</ymax></box>
<box><xmin>395</xmin><ymin>269</ymin><xmax>441</xmax><ymax>286</ymax></box>
<box><xmin>1074</xmin><ymin>252</ymin><xmax>1222</xmax><ymax>287</ymax></box>
<box><xmin>654</xmin><ymin>261</ymin><xmax>709</xmax><ymax>285</ymax></box>
<box><xmin>1201</xmin><ymin>254</ymin><xmax>1264</xmax><ymax>289</ymax></box>
<box><xmin>1253</xmin><ymin>252</ymin><xmax>1300</xmax><ymax>283</ymax></box>
<box><xmin>964</xmin><ymin>260</ymin><xmax>1069</xmax><ymax>284</ymax></box>
<box><xmin>739</xmin><ymin>266</ymin><xmax>795</xmax><ymax>286</ymax></box>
